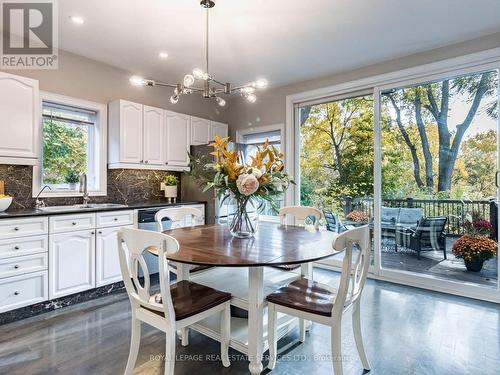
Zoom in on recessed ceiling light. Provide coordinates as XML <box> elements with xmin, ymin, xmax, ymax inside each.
<box><xmin>69</xmin><ymin>16</ymin><xmax>85</xmax><ymax>25</ymax></box>
<box><xmin>158</xmin><ymin>52</ymin><xmax>169</xmax><ymax>59</ymax></box>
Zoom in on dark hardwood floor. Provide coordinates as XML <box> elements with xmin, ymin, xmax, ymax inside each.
<box><xmin>0</xmin><ymin>269</ymin><xmax>498</xmax><ymax>375</ymax></box>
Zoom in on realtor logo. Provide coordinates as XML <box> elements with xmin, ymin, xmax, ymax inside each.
<box><xmin>1</xmin><ymin>0</ymin><xmax>58</xmax><ymax>69</ymax></box>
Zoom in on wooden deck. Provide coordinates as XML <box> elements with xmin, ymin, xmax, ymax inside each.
<box><xmin>380</xmin><ymin>237</ymin><xmax>498</xmax><ymax>288</ymax></box>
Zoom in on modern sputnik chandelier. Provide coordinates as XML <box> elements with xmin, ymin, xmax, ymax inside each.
<box><xmin>129</xmin><ymin>0</ymin><xmax>268</xmax><ymax>107</ymax></box>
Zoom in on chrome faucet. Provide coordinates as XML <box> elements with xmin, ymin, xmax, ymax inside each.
<box><xmin>35</xmin><ymin>185</ymin><xmax>52</xmax><ymax>209</ymax></box>
<box><xmin>79</xmin><ymin>172</ymin><xmax>90</xmax><ymax>206</ymax></box>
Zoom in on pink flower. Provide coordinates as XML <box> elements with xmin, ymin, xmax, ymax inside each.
<box><xmin>236</xmin><ymin>174</ymin><xmax>259</xmax><ymax>196</ymax></box>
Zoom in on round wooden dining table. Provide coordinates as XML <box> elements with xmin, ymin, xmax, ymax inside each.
<box><xmin>163</xmin><ymin>221</ymin><xmax>340</xmax><ymax>374</ymax></box>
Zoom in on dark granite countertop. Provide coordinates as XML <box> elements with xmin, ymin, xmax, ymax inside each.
<box><xmin>0</xmin><ymin>200</ymin><xmax>206</xmax><ymax>219</ymax></box>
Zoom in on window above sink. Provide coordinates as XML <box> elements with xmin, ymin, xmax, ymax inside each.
<box><xmin>32</xmin><ymin>92</ymin><xmax>108</xmax><ymax>198</ymax></box>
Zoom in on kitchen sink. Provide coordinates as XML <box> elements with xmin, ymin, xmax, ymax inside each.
<box><xmin>38</xmin><ymin>203</ymin><xmax>127</xmax><ymax>212</ymax></box>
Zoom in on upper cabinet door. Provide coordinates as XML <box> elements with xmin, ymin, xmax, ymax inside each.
<box><xmin>0</xmin><ymin>72</ymin><xmax>39</xmax><ymax>161</ymax></box>
<box><xmin>119</xmin><ymin>100</ymin><xmax>143</xmax><ymax>163</ymax></box>
<box><xmin>210</xmin><ymin>121</ymin><xmax>228</xmax><ymax>141</ymax></box>
<box><xmin>143</xmin><ymin>105</ymin><xmax>165</xmax><ymax>165</ymax></box>
<box><xmin>190</xmin><ymin>116</ymin><xmax>211</xmax><ymax>145</ymax></box>
<box><xmin>165</xmin><ymin>111</ymin><xmax>190</xmax><ymax>166</ymax></box>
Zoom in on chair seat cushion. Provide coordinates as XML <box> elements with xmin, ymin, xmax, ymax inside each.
<box><xmin>266</xmin><ymin>277</ymin><xmax>337</xmax><ymax>317</ymax></box>
<box><xmin>147</xmin><ymin>281</ymin><xmax>231</xmax><ymax>321</ymax></box>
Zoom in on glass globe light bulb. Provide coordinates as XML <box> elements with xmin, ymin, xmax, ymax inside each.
<box><xmin>255</xmin><ymin>79</ymin><xmax>268</xmax><ymax>89</ymax></box>
<box><xmin>216</xmin><ymin>97</ymin><xmax>226</xmax><ymax>107</ymax></box>
<box><xmin>170</xmin><ymin>95</ymin><xmax>179</xmax><ymax>104</ymax></box>
<box><xmin>241</xmin><ymin>86</ymin><xmax>256</xmax><ymax>94</ymax></box>
<box><xmin>129</xmin><ymin>76</ymin><xmax>145</xmax><ymax>86</ymax></box>
<box><xmin>192</xmin><ymin>68</ymin><xmax>205</xmax><ymax>79</ymax></box>
<box><xmin>183</xmin><ymin>74</ymin><xmax>195</xmax><ymax>87</ymax></box>
<box><xmin>246</xmin><ymin>93</ymin><xmax>257</xmax><ymax>103</ymax></box>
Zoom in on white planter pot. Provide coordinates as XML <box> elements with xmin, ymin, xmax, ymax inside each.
<box><xmin>164</xmin><ymin>186</ymin><xmax>177</xmax><ymax>199</ymax></box>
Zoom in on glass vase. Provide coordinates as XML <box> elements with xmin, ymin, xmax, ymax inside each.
<box><xmin>227</xmin><ymin>195</ymin><xmax>259</xmax><ymax>238</ymax></box>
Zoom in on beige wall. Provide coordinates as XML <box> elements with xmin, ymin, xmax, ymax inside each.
<box><xmin>1</xmin><ymin>50</ymin><xmax>228</xmax><ymax>121</ymax></box>
<box><xmin>224</xmin><ymin>32</ymin><xmax>500</xmax><ymax>139</ymax></box>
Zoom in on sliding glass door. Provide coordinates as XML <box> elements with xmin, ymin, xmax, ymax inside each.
<box><xmin>378</xmin><ymin>69</ymin><xmax>499</xmax><ymax>290</ymax></box>
<box><xmin>293</xmin><ymin>61</ymin><xmax>500</xmax><ymax>300</ymax></box>
<box><xmin>297</xmin><ymin>93</ymin><xmax>374</xmax><ymax>267</ymax></box>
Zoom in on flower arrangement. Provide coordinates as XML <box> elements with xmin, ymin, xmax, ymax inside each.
<box><xmin>453</xmin><ymin>216</ymin><xmax>497</xmax><ymax>271</ymax></box>
<box><xmin>188</xmin><ymin>136</ymin><xmax>294</xmax><ymax>237</ymax></box>
<box><xmin>346</xmin><ymin>210</ymin><xmax>369</xmax><ymax>222</ymax></box>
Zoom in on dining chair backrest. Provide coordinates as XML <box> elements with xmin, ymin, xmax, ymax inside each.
<box><xmin>118</xmin><ymin>228</ymin><xmax>180</xmax><ymax>324</ymax></box>
<box><xmin>279</xmin><ymin>206</ymin><xmax>322</xmax><ymax>228</ymax></box>
<box><xmin>155</xmin><ymin>207</ymin><xmax>203</xmax><ymax>232</ymax></box>
<box><xmin>331</xmin><ymin>225</ymin><xmax>370</xmax><ymax>317</ymax></box>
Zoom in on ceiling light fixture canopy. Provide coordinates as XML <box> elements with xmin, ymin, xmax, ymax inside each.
<box><xmin>129</xmin><ymin>0</ymin><xmax>267</xmax><ymax>106</ymax></box>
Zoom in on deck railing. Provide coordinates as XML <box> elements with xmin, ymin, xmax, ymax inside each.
<box><xmin>345</xmin><ymin>197</ymin><xmax>498</xmax><ymax>237</ymax></box>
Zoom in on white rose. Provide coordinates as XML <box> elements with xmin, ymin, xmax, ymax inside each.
<box><xmin>236</xmin><ymin>174</ymin><xmax>260</xmax><ymax>196</ymax></box>
<box><xmin>252</xmin><ymin>168</ymin><xmax>263</xmax><ymax>179</ymax></box>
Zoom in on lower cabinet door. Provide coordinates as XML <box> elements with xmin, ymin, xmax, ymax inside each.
<box><xmin>49</xmin><ymin>230</ymin><xmax>95</xmax><ymax>299</ymax></box>
<box><xmin>96</xmin><ymin>225</ymin><xmax>132</xmax><ymax>287</ymax></box>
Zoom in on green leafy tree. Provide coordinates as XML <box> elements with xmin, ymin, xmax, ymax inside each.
<box><xmin>43</xmin><ymin>120</ymin><xmax>87</xmax><ymax>184</ymax></box>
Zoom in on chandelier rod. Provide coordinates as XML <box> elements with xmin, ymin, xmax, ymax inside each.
<box><xmin>205</xmin><ymin>6</ymin><xmax>209</xmax><ymax>75</ymax></box>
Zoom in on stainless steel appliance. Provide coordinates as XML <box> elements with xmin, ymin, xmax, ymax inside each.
<box><xmin>181</xmin><ymin>145</ymin><xmax>219</xmax><ymax>224</ymax></box>
<box><xmin>137</xmin><ymin>207</ymin><xmax>176</xmax><ymax>274</ymax></box>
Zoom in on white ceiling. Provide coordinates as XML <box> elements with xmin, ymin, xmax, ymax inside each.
<box><xmin>58</xmin><ymin>0</ymin><xmax>500</xmax><ymax>88</ymax></box>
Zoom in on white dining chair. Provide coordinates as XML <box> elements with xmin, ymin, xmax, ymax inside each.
<box><xmin>155</xmin><ymin>206</ymin><xmax>204</xmax><ymax>231</ymax></box>
<box><xmin>118</xmin><ymin>228</ymin><xmax>231</xmax><ymax>375</ymax></box>
<box><xmin>266</xmin><ymin>225</ymin><xmax>371</xmax><ymax>375</ymax></box>
<box><xmin>279</xmin><ymin>205</ymin><xmax>322</xmax><ymax>229</ymax></box>
<box><xmin>155</xmin><ymin>207</ymin><xmax>211</xmax><ymax>277</ymax></box>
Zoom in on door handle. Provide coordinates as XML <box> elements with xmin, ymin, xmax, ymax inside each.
<box><xmin>496</xmin><ymin>171</ymin><xmax>499</xmax><ymax>188</ymax></box>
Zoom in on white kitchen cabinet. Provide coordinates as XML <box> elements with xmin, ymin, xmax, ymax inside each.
<box><xmin>165</xmin><ymin>110</ymin><xmax>191</xmax><ymax>167</ymax></box>
<box><xmin>96</xmin><ymin>225</ymin><xmax>132</xmax><ymax>287</ymax></box>
<box><xmin>190</xmin><ymin>116</ymin><xmax>211</xmax><ymax>145</ymax></box>
<box><xmin>108</xmin><ymin>99</ymin><xmax>144</xmax><ymax>165</ymax></box>
<box><xmin>143</xmin><ymin>105</ymin><xmax>165</xmax><ymax>166</ymax></box>
<box><xmin>210</xmin><ymin>121</ymin><xmax>228</xmax><ymax>141</ymax></box>
<box><xmin>0</xmin><ymin>72</ymin><xmax>39</xmax><ymax>164</ymax></box>
<box><xmin>49</xmin><ymin>230</ymin><xmax>95</xmax><ymax>299</ymax></box>
<box><xmin>0</xmin><ymin>271</ymin><xmax>48</xmax><ymax>313</ymax></box>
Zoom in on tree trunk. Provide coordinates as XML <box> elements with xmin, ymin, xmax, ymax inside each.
<box><xmin>414</xmin><ymin>92</ymin><xmax>434</xmax><ymax>191</ymax></box>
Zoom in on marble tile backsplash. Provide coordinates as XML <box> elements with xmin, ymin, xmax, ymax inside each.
<box><xmin>0</xmin><ymin>164</ymin><xmax>180</xmax><ymax>211</ymax></box>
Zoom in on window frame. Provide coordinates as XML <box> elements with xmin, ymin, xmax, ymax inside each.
<box><xmin>285</xmin><ymin>47</ymin><xmax>500</xmax><ymax>304</ymax></box>
<box><xmin>33</xmin><ymin>92</ymin><xmax>107</xmax><ymax>198</ymax></box>
<box><xmin>236</xmin><ymin>124</ymin><xmax>285</xmax><ymax>222</ymax></box>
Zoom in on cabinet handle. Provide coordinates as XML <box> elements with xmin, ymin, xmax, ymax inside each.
<box><xmin>14</xmin><ymin>227</ymin><xmax>19</xmax><ymax>231</ymax></box>
<box><xmin>165</xmin><ymin>162</ymin><xmax>169</xmax><ymax>165</ymax></box>
<box><xmin>91</xmin><ymin>231</ymin><xmax>95</xmax><ymax>235</ymax></box>
<box><xmin>145</xmin><ymin>160</ymin><xmax>149</xmax><ymax>164</ymax></box>
<box><xmin>114</xmin><ymin>218</ymin><xmax>118</xmax><ymax>221</ymax></box>
<box><xmin>72</xmin><ymin>222</ymin><xmax>77</xmax><ymax>226</ymax></box>
<box><xmin>14</xmin><ymin>265</ymin><xmax>19</xmax><ymax>269</ymax></box>
<box><xmin>98</xmin><ymin>231</ymin><xmax>102</xmax><ymax>234</ymax></box>
<box><xmin>140</xmin><ymin>160</ymin><xmax>144</xmax><ymax>163</ymax></box>
<box><xmin>14</xmin><ymin>246</ymin><xmax>19</xmax><ymax>250</ymax></box>
<box><xmin>14</xmin><ymin>291</ymin><xmax>20</xmax><ymax>296</ymax></box>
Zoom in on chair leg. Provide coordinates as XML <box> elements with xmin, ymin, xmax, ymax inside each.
<box><xmin>220</xmin><ymin>305</ymin><xmax>231</xmax><ymax>367</ymax></box>
<box><xmin>124</xmin><ymin>316</ymin><xmax>141</xmax><ymax>375</ymax></box>
<box><xmin>299</xmin><ymin>318</ymin><xmax>306</xmax><ymax>343</ymax></box>
<box><xmin>180</xmin><ymin>328</ymin><xmax>189</xmax><ymax>347</ymax></box>
<box><xmin>331</xmin><ymin>325</ymin><xmax>343</xmax><ymax>375</ymax></box>
<box><xmin>267</xmin><ymin>304</ymin><xmax>277</xmax><ymax>370</ymax></box>
<box><xmin>352</xmin><ymin>302</ymin><xmax>371</xmax><ymax>371</ymax></box>
<box><xmin>164</xmin><ymin>330</ymin><xmax>176</xmax><ymax>375</ymax></box>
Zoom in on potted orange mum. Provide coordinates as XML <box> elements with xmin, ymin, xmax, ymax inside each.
<box><xmin>452</xmin><ymin>218</ymin><xmax>497</xmax><ymax>272</ymax></box>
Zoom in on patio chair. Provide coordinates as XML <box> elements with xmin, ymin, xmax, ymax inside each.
<box><xmin>323</xmin><ymin>210</ymin><xmax>347</xmax><ymax>233</ymax></box>
<box><xmin>395</xmin><ymin>216</ymin><xmax>448</xmax><ymax>260</ymax></box>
